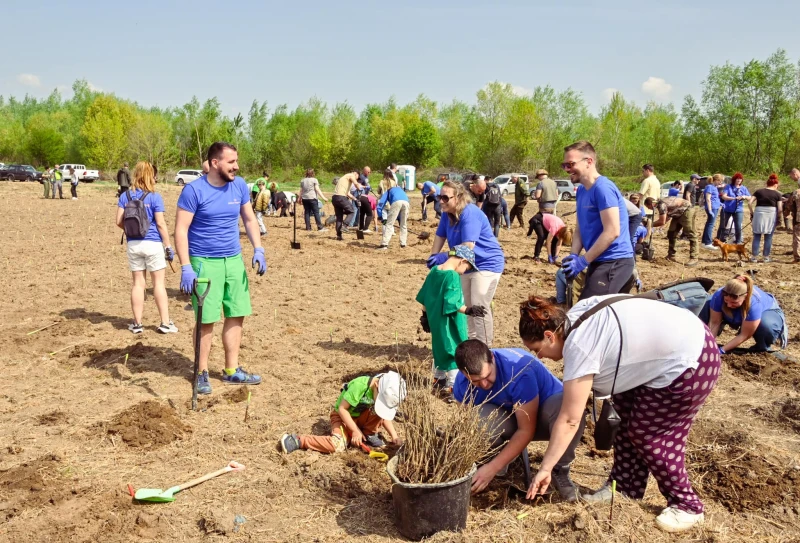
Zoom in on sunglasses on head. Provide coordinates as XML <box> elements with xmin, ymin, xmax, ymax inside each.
<box><xmin>722</xmin><ymin>290</ymin><xmax>744</xmax><ymax>299</ymax></box>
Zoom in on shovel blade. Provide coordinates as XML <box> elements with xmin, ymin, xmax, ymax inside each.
<box><xmin>134</xmin><ymin>485</ymin><xmax>179</xmax><ymax>503</ymax></box>
<box><xmin>290</xmin><ymin>242</ymin><xmax>301</xmax><ymax>250</ymax></box>
<box><xmin>356</xmin><ymin>230</ymin><xmax>364</xmax><ymax>240</ymax></box>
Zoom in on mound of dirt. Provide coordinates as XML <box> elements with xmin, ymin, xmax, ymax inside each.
<box><xmin>37</xmin><ymin>410</ymin><xmax>71</xmax><ymax>426</ymax></box>
<box><xmin>107</xmin><ymin>400</ymin><xmax>190</xmax><ymax>448</ymax></box>
<box><xmin>0</xmin><ymin>453</ymin><xmax>84</xmax><ymax>520</ymax></box>
<box><xmin>725</xmin><ymin>352</ymin><xmax>800</xmax><ymax>390</ymax></box>
<box><xmin>687</xmin><ymin>422</ymin><xmax>800</xmax><ymax>512</ymax></box>
<box><xmin>755</xmin><ymin>398</ymin><xmax>800</xmax><ymax>434</ymax></box>
<box><xmin>85</xmin><ymin>342</ymin><xmax>193</xmax><ymax>378</ymax></box>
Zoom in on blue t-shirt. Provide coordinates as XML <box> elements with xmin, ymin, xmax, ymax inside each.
<box><xmin>377</xmin><ymin>186</ymin><xmax>409</xmax><ymax>217</ymax></box>
<box><xmin>709</xmin><ymin>286</ymin><xmax>777</xmax><ymax>328</ymax></box>
<box><xmin>177</xmin><ymin>175</ymin><xmax>250</xmax><ymax>258</ymax></box>
<box><xmin>575</xmin><ymin>176</ymin><xmax>633</xmax><ymax>261</ymax></box>
<box><xmin>634</xmin><ymin>225</ymin><xmax>648</xmax><ymax>243</ymax></box>
<box><xmin>722</xmin><ymin>184</ymin><xmax>750</xmax><ymax>213</ymax></box>
<box><xmin>668</xmin><ymin>187</ymin><xmax>681</xmax><ymax>197</ymax></box>
<box><xmin>118</xmin><ymin>189</ymin><xmax>165</xmax><ymax>242</ymax></box>
<box><xmin>453</xmin><ymin>348</ymin><xmax>563</xmax><ymax>408</ymax></box>
<box><xmin>435</xmin><ymin>203</ymin><xmax>505</xmax><ymax>273</ymax></box>
<box><xmin>704</xmin><ymin>184</ymin><xmax>721</xmax><ymax>212</ymax></box>
<box><xmin>421</xmin><ymin>181</ymin><xmax>439</xmax><ymax>197</ymax></box>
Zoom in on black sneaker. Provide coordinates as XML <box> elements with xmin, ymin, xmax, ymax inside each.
<box><xmin>364</xmin><ymin>434</ymin><xmax>385</xmax><ymax>448</ymax></box>
<box><xmin>550</xmin><ymin>465</ymin><xmax>579</xmax><ymax>502</ymax></box>
<box><xmin>280</xmin><ymin>433</ymin><xmax>301</xmax><ymax>454</ymax></box>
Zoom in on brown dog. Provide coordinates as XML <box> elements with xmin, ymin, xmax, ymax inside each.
<box><xmin>712</xmin><ymin>238</ymin><xmax>750</xmax><ymax>262</ymax></box>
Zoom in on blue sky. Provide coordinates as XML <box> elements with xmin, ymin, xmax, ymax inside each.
<box><xmin>4</xmin><ymin>0</ymin><xmax>799</xmax><ymax>116</ymax></box>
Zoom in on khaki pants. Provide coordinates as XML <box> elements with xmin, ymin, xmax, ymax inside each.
<box><xmin>667</xmin><ymin>207</ymin><xmax>697</xmax><ymax>259</ymax></box>
<box><xmin>460</xmin><ymin>270</ymin><xmax>501</xmax><ymax>346</ymax></box>
<box><xmin>381</xmin><ymin>200</ymin><xmax>409</xmax><ymax>247</ymax></box>
<box><xmin>793</xmin><ymin>224</ymin><xmax>800</xmax><ymax>261</ymax></box>
<box><xmin>299</xmin><ymin>409</ymin><xmax>385</xmax><ymax>454</ymax></box>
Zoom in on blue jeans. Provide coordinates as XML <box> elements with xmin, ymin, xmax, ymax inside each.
<box><xmin>702</xmin><ymin>207</ymin><xmax>719</xmax><ymax>245</ymax></box>
<box><xmin>302</xmin><ymin>198</ymin><xmax>323</xmax><ymax>230</ymax></box>
<box><xmin>348</xmin><ymin>200</ymin><xmax>360</xmax><ymax>227</ymax></box>
<box><xmin>501</xmin><ymin>199</ymin><xmax>511</xmax><ymax>228</ymax></box>
<box><xmin>699</xmin><ymin>301</ymin><xmax>787</xmax><ymax>352</ymax></box>
<box><xmin>752</xmin><ymin>233</ymin><xmax>773</xmax><ymax>258</ymax></box>
<box><xmin>555</xmin><ymin>268</ymin><xmax>568</xmax><ymax>304</ymax></box>
<box><xmin>628</xmin><ymin>214</ymin><xmax>642</xmax><ymax>254</ymax></box>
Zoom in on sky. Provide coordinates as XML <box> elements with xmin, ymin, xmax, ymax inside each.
<box><xmin>3</xmin><ymin>0</ymin><xmax>799</xmax><ymax>117</ymax></box>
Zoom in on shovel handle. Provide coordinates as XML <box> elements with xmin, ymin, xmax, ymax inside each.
<box><xmin>174</xmin><ymin>461</ymin><xmax>245</xmax><ymax>493</ymax></box>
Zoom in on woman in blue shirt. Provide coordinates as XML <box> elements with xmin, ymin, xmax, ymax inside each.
<box><xmin>702</xmin><ymin>174</ymin><xmax>723</xmax><ymax>248</ymax></box>
<box><xmin>427</xmin><ymin>181</ymin><xmax>505</xmax><ymax>346</ymax></box>
<box><xmin>700</xmin><ymin>274</ymin><xmax>788</xmax><ymax>353</ymax></box>
<box><xmin>718</xmin><ymin>172</ymin><xmax>750</xmax><ymax>244</ymax></box>
<box><xmin>116</xmin><ymin>162</ymin><xmax>177</xmax><ymax>335</ymax></box>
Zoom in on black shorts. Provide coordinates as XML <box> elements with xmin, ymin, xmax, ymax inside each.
<box><xmin>579</xmin><ymin>257</ymin><xmax>635</xmax><ymax>301</ymax></box>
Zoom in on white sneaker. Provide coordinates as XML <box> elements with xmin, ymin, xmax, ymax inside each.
<box><xmin>582</xmin><ymin>484</ymin><xmax>613</xmax><ymax>503</ymax></box>
<box><xmin>156</xmin><ymin>321</ymin><xmax>178</xmax><ymax>334</ymax></box>
<box><xmin>129</xmin><ymin>323</ymin><xmax>144</xmax><ymax>334</ymax></box>
<box><xmin>702</xmin><ymin>244</ymin><xmax>718</xmax><ymax>251</ymax></box>
<box><xmin>72</xmin><ymin>197</ymin><xmax>78</xmax><ymax>200</ymax></box>
<box><xmin>655</xmin><ymin>507</ymin><xmax>704</xmax><ymax>533</ymax></box>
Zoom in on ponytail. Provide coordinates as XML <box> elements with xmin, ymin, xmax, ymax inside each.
<box><xmin>722</xmin><ymin>275</ymin><xmax>753</xmax><ymax>319</ymax></box>
<box><xmin>518</xmin><ymin>295</ymin><xmax>567</xmax><ymax>343</ymax></box>
<box><xmin>734</xmin><ymin>274</ymin><xmax>754</xmax><ymax>318</ymax></box>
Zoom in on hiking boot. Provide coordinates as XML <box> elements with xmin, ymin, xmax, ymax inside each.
<box><xmin>156</xmin><ymin>321</ymin><xmax>178</xmax><ymax>334</ymax></box>
<box><xmin>365</xmin><ymin>434</ymin><xmax>385</xmax><ymax>448</ymax></box>
<box><xmin>655</xmin><ymin>507</ymin><xmax>704</xmax><ymax>533</ymax></box>
<box><xmin>196</xmin><ymin>370</ymin><xmax>212</xmax><ymax>395</ymax></box>
<box><xmin>686</xmin><ymin>259</ymin><xmax>698</xmax><ymax>267</ymax></box>
<box><xmin>222</xmin><ymin>367</ymin><xmax>261</xmax><ymax>385</ymax></box>
<box><xmin>550</xmin><ymin>466</ymin><xmax>579</xmax><ymax>503</ymax></box>
<box><xmin>666</xmin><ymin>255</ymin><xmax>678</xmax><ymax>263</ymax></box>
<box><xmin>280</xmin><ymin>433</ymin><xmax>301</xmax><ymax>454</ymax></box>
<box><xmin>582</xmin><ymin>483</ymin><xmax>613</xmax><ymax>503</ymax></box>
<box><xmin>129</xmin><ymin>323</ymin><xmax>144</xmax><ymax>334</ymax></box>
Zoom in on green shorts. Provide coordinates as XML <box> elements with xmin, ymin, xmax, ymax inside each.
<box><xmin>190</xmin><ymin>254</ymin><xmax>252</xmax><ymax>324</ymax></box>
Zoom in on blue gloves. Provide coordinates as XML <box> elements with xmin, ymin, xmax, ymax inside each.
<box><xmin>252</xmin><ymin>247</ymin><xmax>267</xmax><ymax>276</ymax></box>
<box><xmin>164</xmin><ymin>247</ymin><xmax>174</xmax><ymax>262</ymax></box>
<box><xmin>426</xmin><ymin>252</ymin><xmax>449</xmax><ymax>269</ymax></box>
<box><xmin>718</xmin><ymin>346</ymin><xmax>726</xmax><ymax>355</ymax></box>
<box><xmin>548</xmin><ymin>255</ymin><xmax>556</xmax><ymax>264</ymax></box>
<box><xmin>562</xmin><ymin>254</ymin><xmax>588</xmax><ymax>280</ymax></box>
<box><xmin>180</xmin><ymin>264</ymin><xmax>197</xmax><ymax>295</ymax></box>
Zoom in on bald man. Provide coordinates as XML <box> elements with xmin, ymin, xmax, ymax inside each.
<box><xmin>463</xmin><ymin>175</ymin><xmax>487</xmax><ymax>208</ymax></box>
<box><xmin>202</xmin><ymin>160</ymin><xmax>209</xmax><ymax>174</ymax></box>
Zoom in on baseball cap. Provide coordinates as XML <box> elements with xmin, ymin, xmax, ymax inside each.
<box><xmin>690</xmin><ymin>174</ymin><xmax>701</xmax><ymax>180</ymax></box>
<box><xmin>449</xmin><ymin>244</ymin><xmax>479</xmax><ymax>271</ymax></box>
<box><xmin>374</xmin><ymin>371</ymin><xmax>406</xmax><ymax>420</ymax></box>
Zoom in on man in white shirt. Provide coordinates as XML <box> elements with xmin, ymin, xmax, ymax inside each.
<box><xmin>638</xmin><ymin>164</ymin><xmax>660</xmax><ymax>223</ymax></box>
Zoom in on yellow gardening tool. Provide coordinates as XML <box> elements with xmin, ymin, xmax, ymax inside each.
<box><xmin>340</xmin><ymin>426</ymin><xmax>388</xmax><ymax>461</ymax></box>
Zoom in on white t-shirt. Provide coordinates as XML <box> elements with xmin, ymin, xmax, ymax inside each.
<box><xmin>563</xmin><ymin>295</ymin><xmax>705</xmax><ymax>395</ymax></box>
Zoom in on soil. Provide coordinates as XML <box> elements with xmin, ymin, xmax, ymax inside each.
<box><xmin>1</xmin><ymin>182</ymin><xmax>800</xmax><ymax>542</ymax></box>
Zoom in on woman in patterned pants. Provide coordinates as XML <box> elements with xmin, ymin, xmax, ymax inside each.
<box><xmin>517</xmin><ymin>294</ymin><xmax>719</xmax><ymax>533</ymax></box>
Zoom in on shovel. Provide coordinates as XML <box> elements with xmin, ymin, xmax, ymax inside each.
<box><xmin>359</xmin><ymin>442</ymin><xmax>389</xmax><ymax>462</ymax></box>
<box><xmin>134</xmin><ymin>461</ymin><xmax>245</xmax><ymax>503</ymax></box>
<box><xmin>290</xmin><ymin>200</ymin><xmax>301</xmax><ymax>250</ymax></box>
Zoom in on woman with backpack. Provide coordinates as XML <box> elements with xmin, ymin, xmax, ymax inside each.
<box><xmin>520</xmin><ymin>294</ymin><xmax>719</xmax><ymax>533</ymax></box>
<box><xmin>116</xmin><ymin>161</ymin><xmax>177</xmax><ymax>335</ymax></box>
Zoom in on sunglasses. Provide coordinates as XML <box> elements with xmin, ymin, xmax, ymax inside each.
<box><xmin>722</xmin><ymin>290</ymin><xmax>745</xmax><ymax>299</ymax></box>
<box><xmin>561</xmin><ymin>157</ymin><xmax>589</xmax><ymax>170</ymax></box>
<box><xmin>438</xmin><ymin>194</ymin><xmax>451</xmax><ymax>203</ymax></box>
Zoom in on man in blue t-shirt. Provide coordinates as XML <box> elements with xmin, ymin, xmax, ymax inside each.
<box><xmin>175</xmin><ymin>142</ymin><xmax>267</xmax><ymax>396</ymax></box>
<box><xmin>702</xmin><ymin>174</ymin><xmax>723</xmax><ymax>249</ymax></box>
<box><xmin>452</xmin><ymin>340</ymin><xmax>584</xmax><ymax>502</ymax></box>
<box><xmin>418</xmin><ymin>181</ymin><xmax>441</xmax><ymax>221</ymax></box>
<box><xmin>561</xmin><ymin>141</ymin><xmax>635</xmax><ymax>300</ymax></box>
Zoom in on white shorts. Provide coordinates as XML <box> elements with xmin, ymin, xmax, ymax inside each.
<box><xmin>127</xmin><ymin>240</ymin><xmax>166</xmax><ymax>272</ymax></box>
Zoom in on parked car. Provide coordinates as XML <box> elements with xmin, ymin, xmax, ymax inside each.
<box><xmin>435</xmin><ymin>172</ymin><xmax>464</xmax><ymax>185</ymax></box>
<box><xmin>493</xmin><ymin>173</ymin><xmax>529</xmax><ymax>196</ymax></box>
<box><xmin>660</xmin><ymin>181</ymin><xmax>687</xmax><ymax>199</ymax></box>
<box><xmin>175</xmin><ymin>169</ymin><xmax>204</xmax><ymax>185</ymax></box>
<box><xmin>57</xmin><ymin>164</ymin><xmax>99</xmax><ymax>182</ymax></box>
<box><xmin>529</xmin><ymin>179</ymin><xmax>576</xmax><ymax>200</ymax></box>
<box><xmin>0</xmin><ymin>164</ymin><xmax>43</xmax><ymax>182</ymax></box>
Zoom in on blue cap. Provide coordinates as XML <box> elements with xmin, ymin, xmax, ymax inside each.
<box><xmin>449</xmin><ymin>244</ymin><xmax>479</xmax><ymax>271</ymax></box>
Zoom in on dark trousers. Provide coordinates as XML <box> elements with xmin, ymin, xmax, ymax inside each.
<box><xmin>529</xmin><ymin>212</ymin><xmax>557</xmax><ymax>259</ymax></box>
<box><xmin>332</xmin><ymin>195</ymin><xmax>354</xmax><ymax>239</ymax></box>
<box><xmin>510</xmin><ymin>202</ymin><xmax>526</xmax><ymax>227</ymax></box>
<box><xmin>70</xmin><ymin>183</ymin><xmax>78</xmax><ymax>198</ymax></box>
<box><xmin>302</xmin><ymin>198</ymin><xmax>323</xmax><ymax>230</ymax></box>
<box><xmin>579</xmin><ymin>257</ymin><xmax>636</xmax><ymax>301</ymax></box>
<box><xmin>421</xmin><ymin>194</ymin><xmax>441</xmax><ymax>221</ymax></box>
<box><xmin>483</xmin><ymin>204</ymin><xmax>502</xmax><ymax>237</ymax></box>
<box><xmin>359</xmin><ymin>195</ymin><xmax>373</xmax><ymax>231</ymax></box>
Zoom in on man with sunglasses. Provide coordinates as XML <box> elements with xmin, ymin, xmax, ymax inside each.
<box><xmin>561</xmin><ymin>141</ymin><xmax>634</xmax><ymax>300</ymax></box>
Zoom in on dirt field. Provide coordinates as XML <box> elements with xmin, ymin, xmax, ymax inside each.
<box><xmin>1</xmin><ymin>181</ymin><xmax>799</xmax><ymax>542</ymax></box>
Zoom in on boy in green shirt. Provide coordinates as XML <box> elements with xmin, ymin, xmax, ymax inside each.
<box><xmin>280</xmin><ymin>371</ymin><xmax>406</xmax><ymax>454</ymax></box>
<box><xmin>416</xmin><ymin>244</ymin><xmax>487</xmax><ymax>398</ymax></box>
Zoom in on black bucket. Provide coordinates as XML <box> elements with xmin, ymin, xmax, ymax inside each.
<box><xmin>386</xmin><ymin>455</ymin><xmax>475</xmax><ymax>541</ymax></box>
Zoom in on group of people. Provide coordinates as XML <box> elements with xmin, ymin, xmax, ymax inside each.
<box><xmin>42</xmin><ymin>165</ymin><xmax>80</xmax><ymax>200</ymax></box>
<box><xmin>113</xmin><ymin>139</ymin><xmax>793</xmax><ymax>535</ymax></box>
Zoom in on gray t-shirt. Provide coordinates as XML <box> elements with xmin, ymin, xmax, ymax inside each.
<box><xmin>562</xmin><ymin>295</ymin><xmax>705</xmax><ymax>395</ymax></box>
<box><xmin>300</xmin><ymin>177</ymin><xmax>320</xmax><ymax>200</ymax></box>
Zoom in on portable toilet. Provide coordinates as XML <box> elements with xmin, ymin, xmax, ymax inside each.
<box><xmin>397</xmin><ymin>165</ymin><xmax>416</xmax><ymax>191</ymax></box>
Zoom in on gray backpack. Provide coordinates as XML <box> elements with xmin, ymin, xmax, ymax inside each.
<box><xmin>123</xmin><ymin>190</ymin><xmax>150</xmax><ymax>239</ymax></box>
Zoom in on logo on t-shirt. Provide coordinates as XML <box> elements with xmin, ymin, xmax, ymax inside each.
<box><xmin>228</xmin><ymin>199</ymin><xmax>241</xmax><ymax>205</ymax></box>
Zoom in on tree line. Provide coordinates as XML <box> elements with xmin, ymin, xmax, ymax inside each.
<box><xmin>1</xmin><ymin>49</ymin><xmax>798</xmax><ymax>179</ymax></box>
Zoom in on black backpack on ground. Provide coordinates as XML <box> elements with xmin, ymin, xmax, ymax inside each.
<box><xmin>485</xmin><ymin>183</ymin><xmax>501</xmax><ymax>205</ymax></box>
<box><xmin>123</xmin><ymin>190</ymin><xmax>151</xmax><ymax>239</ymax></box>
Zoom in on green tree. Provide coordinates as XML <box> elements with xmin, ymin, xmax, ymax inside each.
<box><xmin>81</xmin><ymin>95</ymin><xmax>134</xmax><ymax>172</ymax></box>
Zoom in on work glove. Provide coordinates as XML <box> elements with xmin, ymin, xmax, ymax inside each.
<box><xmin>562</xmin><ymin>254</ymin><xmax>588</xmax><ymax>280</ymax></box>
<box><xmin>180</xmin><ymin>265</ymin><xmax>197</xmax><ymax>295</ymax></box>
<box><xmin>420</xmin><ymin>312</ymin><xmax>431</xmax><ymax>333</ymax></box>
<box><xmin>548</xmin><ymin>255</ymin><xmax>556</xmax><ymax>264</ymax></box>
<box><xmin>164</xmin><ymin>247</ymin><xmax>174</xmax><ymax>262</ymax></box>
<box><xmin>252</xmin><ymin>247</ymin><xmax>267</xmax><ymax>276</ymax></box>
<box><xmin>465</xmin><ymin>305</ymin><xmax>487</xmax><ymax>317</ymax></box>
<box><xmin>426</xmin><ymin>252</ymin><xmax>449</xmax><ymax>269</ymax></box>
